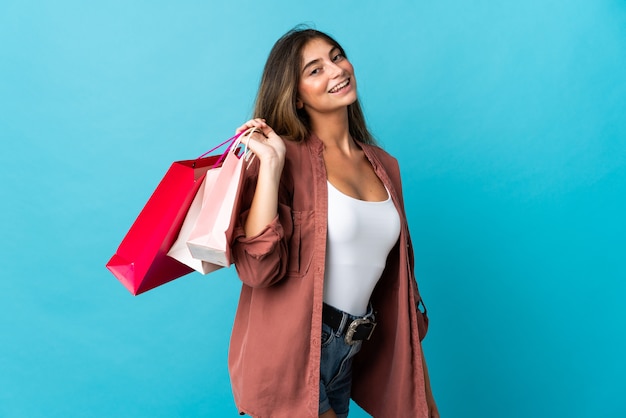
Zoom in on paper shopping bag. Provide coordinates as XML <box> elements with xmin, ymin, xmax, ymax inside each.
<box><xmin>186</xmin><ymin>139</ymin><xmax>249</xmax><ymax>266</ymax></box>
<box><xmin>106</xmin><ymin>154</ymin><xmax>222</xmax><ymax>295</ymax></box>
<box><xmin>167</xmin><ymin>168</ymin><xmax>223</xmax><ymax>275</ymax></box>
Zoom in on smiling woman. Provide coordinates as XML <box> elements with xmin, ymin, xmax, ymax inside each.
<box><xmin>224</xmin><ymin>27</ymin><xmax>438</xmax><ymax>418</ymax></box>
<box><xmin>297</xmin><ymin>39</ymin><xmax>358</xmax><ymax>119</ymax></box>
<box><xmin>3</xmin><ymin>0</ymin><xmax>626</xmax><ymax>417</ymax></box>
<box><xmin>252</xmin><ymin>29</ymin><xmax>375</xmax><ymax>146</ymax></box>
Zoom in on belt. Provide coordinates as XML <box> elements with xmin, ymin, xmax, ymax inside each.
<box><xmin>322</xmin><ymin>303</ymin><xmax>377</xmax><ymax>345</ymax></box>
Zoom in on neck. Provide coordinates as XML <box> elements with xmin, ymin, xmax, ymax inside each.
<box><xmin>309</xmin><ymin>108</ymin><xmax>355</xmax><ymax>153</ymax></box>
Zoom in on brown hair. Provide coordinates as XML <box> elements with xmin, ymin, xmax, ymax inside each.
<box><xmin>253</xmin><ymin>27</ymin><xmax>376</xmax><ymax>145</ymax></box>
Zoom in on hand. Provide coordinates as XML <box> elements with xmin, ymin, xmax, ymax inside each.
<box><xmin>236</xmin><ymin>118</ymin><xmax>286</xmax><ymax>171</ymax></box>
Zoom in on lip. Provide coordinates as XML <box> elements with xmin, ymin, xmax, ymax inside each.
<box><xmin>328</xmin><ymin>78</ymin><xmax>351</xmax><ymax>94</ymax></box>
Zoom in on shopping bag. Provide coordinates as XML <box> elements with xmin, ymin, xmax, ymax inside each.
<box><xmin>106</xmin><ymin>134</ymin><xmax>242</xmax><ymax>295</ymax></box>
<box><xmin>186</xmin><ymin>130</ymin><xmax>254</xmax><ymax>266</ymax></box>
<box><xmin>166</xmin><ymin>168</ymin><xmax>223</xmax><ymax>274</ymax></box>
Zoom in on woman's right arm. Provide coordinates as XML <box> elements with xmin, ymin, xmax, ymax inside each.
<box><xmin>230</xmin><ymin>119</ymin><xmax>291</xmax><ymax>288</ymax></box>
<box><xmin>235</xmin><ymin>119</ymin><xmax>286</xmax><ymax>237</ymax></box>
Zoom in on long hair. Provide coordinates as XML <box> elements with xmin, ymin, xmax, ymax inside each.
<box><xmin>253</xmin><ymin>27</ymin><xmax>376</xmax><ymax>145</ymax></box>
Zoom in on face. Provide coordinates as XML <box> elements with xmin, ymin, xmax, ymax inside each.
<box><xmin>297</xmin><ymin>38</ymin><xmax>357</xmax><ymax>116</ymax></box>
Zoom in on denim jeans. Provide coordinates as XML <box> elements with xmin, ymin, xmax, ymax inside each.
<box><xmin>319</xmin><ymin>306</ymin><xmax>374</xmax><ymax>417</ymax></box>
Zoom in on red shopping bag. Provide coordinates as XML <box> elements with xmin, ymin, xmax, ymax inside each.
<box><xmin>106</xmin><ymin>135</ymin><xmax>241</xmax><ymax>295</ymax></box>
<box><xmin>187</xmin><ymin>131</ymin><xmax>254</xmax><ymax>266</ymax></box>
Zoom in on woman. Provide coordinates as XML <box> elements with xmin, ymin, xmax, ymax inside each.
<box><xmin>229</xmin><ymin>27</ymin><xmax>438</xmax><ymax>418</ymax></box>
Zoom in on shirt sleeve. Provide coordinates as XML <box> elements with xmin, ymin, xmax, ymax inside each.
<box><xmin>230</xmin><ymin>161</ymin><xmax>294</xmax><ymax>288</ymax></box>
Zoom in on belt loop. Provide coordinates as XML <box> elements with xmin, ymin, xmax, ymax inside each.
<box><xmin>337</xmin><ymin>312</ymin><xmax>349</xmax><ymax>335</ymax></box>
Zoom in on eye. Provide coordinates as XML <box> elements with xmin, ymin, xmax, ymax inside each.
<box><xmin>332</xmin><ymin>53</ymin><xmax>345</xmax><ymax>62</ymax></box>
<box><xmin>310</xmin><ymin>67</ymin><xmax>321</xmax><ymax>75</ymax></box>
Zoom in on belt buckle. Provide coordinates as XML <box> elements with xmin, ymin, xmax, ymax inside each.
<box><xmin>344</xmin><ymin>318</ymin><xmax>376</xmax><ymax>345</ymax></box>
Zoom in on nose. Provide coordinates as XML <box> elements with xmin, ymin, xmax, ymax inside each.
<box><xmin>328</xmin><ymin>60</ymin><xmax>344</xmax><ymax>78</ymax></box>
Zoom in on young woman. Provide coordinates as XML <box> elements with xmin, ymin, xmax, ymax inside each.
<box><xmin>228</xmin><ymin>27</ymin><xmax>438</xmax><ymax>418</ymax></box>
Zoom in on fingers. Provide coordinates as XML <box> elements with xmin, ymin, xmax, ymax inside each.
<box><xmin>236</xmin><ymin>119</ymin><xmax>280</xmax><ymax>142</ymax></box>
<box><xmin>234</xmin><ymin>118</ymin><xmax>286</xmax><ymax>166</ymax></box>
<box><xmin>242</xmin><ymin>130</ymin><xmax>266</xmax><ymax>147</ymax></box>
<box><xmin>236</xmin><ymin>118</ymin><xmax>269</xmax><ymax>135</ymax></box>
<box><xmin>235</xmin><ymin>118</ymin><xmax>285</xmax><ymax>160</ymax></box>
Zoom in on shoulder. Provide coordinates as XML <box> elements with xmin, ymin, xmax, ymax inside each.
<box><xmin>361</xmin><ymin>143</ymin><xmax>401</xmax><ymax>175</ymax></box>
<box><xmin>282</xmin><ymin>139</ymin><xmax>315</xmax><ymax>180</ymax></box>
<box><xmin>361</xmin><ymin>142</ymin><xmax>406</xmax><ymax>202</ymax></box>
<box><xmin>280</xmin><ymin>139</ymin><xmax>317</xmax><ymax>200</ymax></box>
<box><xmin>284</xmin><ymin>138</ymin><xmax>312</xmax><ymax>160</ymax></box>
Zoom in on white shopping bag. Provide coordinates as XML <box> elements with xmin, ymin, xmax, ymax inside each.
<box><xmin>186</xmin><ymin>131</ymin><xmax>253</xmax><ymax>266</ymax></box>
<box><xmin>167</xmin><ymin>169</ymin><xmax>223</xmax><ymax>274</ymax></box>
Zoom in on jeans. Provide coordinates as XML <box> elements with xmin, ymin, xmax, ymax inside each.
<box><xmin>319</xmin><ymin>305</ymin><xmax>374</xmax><ymax>417</ymax></box>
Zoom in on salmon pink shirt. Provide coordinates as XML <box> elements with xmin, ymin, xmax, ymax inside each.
<box><xmin>229</xmin><ymin>134</ymin><xmax>429</xmax><ymax>418</ymax></box>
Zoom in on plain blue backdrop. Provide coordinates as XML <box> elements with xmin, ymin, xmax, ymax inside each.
<box><xmin>2</xmin><ymin>0</ymin><xmax>625</xmax><ymax>417</ymax></box>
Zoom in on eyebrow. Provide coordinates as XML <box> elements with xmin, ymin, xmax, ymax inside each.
<box><xmin>302</xmin><ymin>58</ymin><xmax>321</xmax><ymax>74</ymax></box>
<box><xmin>302</xmin><ymin>46</ymin><xmax>341</xmax><ymax>74</ymax></box>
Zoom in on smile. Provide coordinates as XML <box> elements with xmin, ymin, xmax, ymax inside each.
<box><xmin>328</xmin><ymin>78</ymin><xmax>350</xmax><ymax>93</ymax></box>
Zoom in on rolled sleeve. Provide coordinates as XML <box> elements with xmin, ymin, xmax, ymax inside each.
<box><xmin>234</xmin><ymin>214</ymin><xmax>284</xmax><ymax>258</ymax></box>
<box><xmin>232</xmin><ymin>203</ymin><xmax>293</xmax><ymax>288</ymax></box>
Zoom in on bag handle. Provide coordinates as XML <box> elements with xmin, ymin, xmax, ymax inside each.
<box><xmin>196</xmin><ymin>131</ymin><xmax>244</xmax><ymax>159</ymax></box>
<box><xmin>231</xmin><ymin>127</ymin><xmax>258</xmax><ymax>168</ymax></box>
<box><xmin>194</xmin><ymin>128</ymin><xmax>257</xmax><ymax>169</ymax></box>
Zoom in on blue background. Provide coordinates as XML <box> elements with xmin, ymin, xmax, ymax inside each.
<box><xmin>2</xmin><ymin>0</ymin><xmax>625</xmax><ymax>417</ymax></box>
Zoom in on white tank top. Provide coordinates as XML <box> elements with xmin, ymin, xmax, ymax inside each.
<box><xmin>323</xmin><ymin>181</ymin><xmax>401</xmax><ymax>316</ymax></box>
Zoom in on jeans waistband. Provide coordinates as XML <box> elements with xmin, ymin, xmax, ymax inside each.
<box><xmin>322</xmin><ymin>303</ymin><xmax>376</xmax><ymax>344</ymax></box>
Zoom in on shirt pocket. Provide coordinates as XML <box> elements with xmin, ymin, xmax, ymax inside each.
<box><xmin>287</xmin><ymin>210</ymin><xmax>314</xmax><ymax>278</ymax></box>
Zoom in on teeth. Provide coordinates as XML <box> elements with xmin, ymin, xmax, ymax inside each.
<box><xmin>329</xmin><ymin>79</ymin><xmax>349</xmax><ymax>93</ymax></box>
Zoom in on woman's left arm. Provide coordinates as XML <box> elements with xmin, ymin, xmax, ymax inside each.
<box><xmin>376</xmin><ymin>147</ymin><xmax>439</xmax><ymax>416</ymax></box>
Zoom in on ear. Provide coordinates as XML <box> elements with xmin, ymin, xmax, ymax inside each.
<box><xmin>296</xmin><ymin>98</ymin><xmax>304</xmax><ymax>109</ymax></box>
